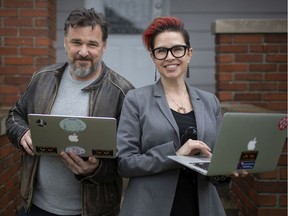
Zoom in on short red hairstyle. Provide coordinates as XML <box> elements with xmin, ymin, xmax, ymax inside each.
<box><xmin>142</xmin><ymin>16</ymin><xmax>190</xmax><ymax>51</ymax></box>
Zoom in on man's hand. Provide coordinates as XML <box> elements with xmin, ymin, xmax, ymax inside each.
<box><xmin>20</xmin><ymin>130</ymin><xmax>34</xmax><ymax>156</ymax></box>
<box><xmin>60</xmin><ymin>151</ymin><xmax>100</xmax><ymax>175</ymax></box>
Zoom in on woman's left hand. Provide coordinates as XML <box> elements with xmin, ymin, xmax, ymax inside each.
<box><xmin>232</xmin><ymin>171</ymin><xmax>249</xmax><ymax>178</ymax></box>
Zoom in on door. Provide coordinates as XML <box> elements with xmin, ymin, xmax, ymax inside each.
<box><xmin>99</xmin><ymin>0</ymin><xmax>170</xmax><ymax>87</ymax></box>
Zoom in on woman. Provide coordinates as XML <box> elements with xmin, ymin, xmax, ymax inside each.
<box><xmin>117</xmin><ymin>16</ymin><xmax>227</xmax><ymax>216</ymax></box>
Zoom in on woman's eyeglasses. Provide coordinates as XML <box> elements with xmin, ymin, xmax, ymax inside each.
<box><xmin>151</xmin><ymin>45</ymin><xmax>189</xmax><ymax>60</ymax></box>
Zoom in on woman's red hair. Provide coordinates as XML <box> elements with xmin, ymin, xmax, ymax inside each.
<box><xmin>142</xmin><ymin>16</ymin><xmax>185</xmax><ymax>51</ymax></box>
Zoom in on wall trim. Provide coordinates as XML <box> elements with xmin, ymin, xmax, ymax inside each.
<box><xmin>212</xmin><ymin>19</ymin><xmax>287</xmax><ymax>34</ymax></box>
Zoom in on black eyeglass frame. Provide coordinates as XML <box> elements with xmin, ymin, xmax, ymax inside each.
<box><xmin>151</xmin><ymin>45</ymin><xmax>189</xmax><ymax>60</ymax></box>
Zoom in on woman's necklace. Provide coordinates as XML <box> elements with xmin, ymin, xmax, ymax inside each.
<box><xmin>165</xmin><ymin>88</ymin><xmax>187</xmax><ymax>114</ymax></box>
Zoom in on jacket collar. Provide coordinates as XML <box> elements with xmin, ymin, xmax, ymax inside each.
<box><xmin>153</xmin><ymin>80</ymin><xmax>205</xmax><ymax>141</ymax></box>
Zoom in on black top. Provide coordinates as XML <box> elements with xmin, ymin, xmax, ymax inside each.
<box><xmin>170</xmin><ymin>110</ymin><xmax>199</xmax><ymax>216</ymax></box>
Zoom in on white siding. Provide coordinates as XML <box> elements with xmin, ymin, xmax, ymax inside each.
<box><xmin>170</xmin><ymin>0</ymin><xmax>287</xmax><ymax>93</ymax></box>
<box><xmin>56</xmin><ymin>0</ymin><xmax>287</xmax><ymax>92</ymax></box>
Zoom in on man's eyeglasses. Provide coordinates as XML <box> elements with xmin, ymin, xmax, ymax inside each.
<box><xmin>151</xmin><ymin>45</ymin><xmax>189</xmax><ymax>60</ymax></box>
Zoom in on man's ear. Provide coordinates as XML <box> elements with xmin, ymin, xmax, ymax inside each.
<box><xmin>103</xmin><ymin>41</ymin><xmax>107</xmax><ymax>52</ymax></box>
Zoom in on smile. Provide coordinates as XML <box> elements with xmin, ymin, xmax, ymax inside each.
<box><xmin>165</xmin><ymin>64</ymin><xmax>178</xmax><ymax>70</ymax></box>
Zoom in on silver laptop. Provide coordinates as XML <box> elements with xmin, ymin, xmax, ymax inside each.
<box><xmin>168</xmin><ymin>112</ymin><xmax>287</xmax><ymax>176</ymax></box>
<box><xmin>28</xmin><ymin>114</ymin><xmax>117</xmax><ymax>158</ymax></box>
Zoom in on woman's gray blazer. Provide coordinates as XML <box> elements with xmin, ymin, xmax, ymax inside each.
<box><xmin>117</xmin><ymin>80</ymin><xmax>226</xmax><ymax>216</ymax></box>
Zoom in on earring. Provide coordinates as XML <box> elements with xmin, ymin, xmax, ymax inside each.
<box><xmin>154</xmin><ymin>67</ymin><xmax>157</xmax><ymax>82</ymax></box>
<box><xmin>186</xmin><ymin>64</ymin><xmax>190</xmax><ymax>78</ymax></box>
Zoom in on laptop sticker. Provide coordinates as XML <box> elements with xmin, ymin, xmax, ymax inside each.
<box><xmin>237</xmin><ymin>151</ymin><xmax>258</xmax><ymax>170</ymax></box>
<box><xmin>36</xmin><ymin>146</ymin><xmax>58</xmax><ymax>154</ymax></box>
<box><xmin>278</xmin><ymin>117</ymin><xmax>287</xmax><ymax>130</ymax></box>
<box><xmin>59</xmin><ymin>118</ymin><xmax>87</xmax><ymax>132</ymax></box>
<box><xmin>65</xmin><ymin>146</ymin><xmax>86</xmax><ymax>155</ymax></box>
<box><xmin>92</xmin><ymin>149</ymin><xmax>114</xmax><ymax>157</ymax></box>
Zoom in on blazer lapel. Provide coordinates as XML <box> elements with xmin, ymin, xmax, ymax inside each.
<box><xmin>187</xmin><ymin>85</ymin><xmax>205</xmax><ymax>141</ymax></box>
<box><xmin>153</xmin><ymin>81</ymin><xmax>180</xmax><ymax>138</ymax></box>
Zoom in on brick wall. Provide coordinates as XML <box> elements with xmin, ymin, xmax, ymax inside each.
<box><xmin>214</xmin><ymin>19</ymin><xmax>287</xmax><ymax>216</ymax></box>
<box><xmin>0</xmin><ymin>0</ymin><xmax>56</xmax><ymax>215</ymax></box>
<box><xmin>0</xmin><ymin>0</ymin><xmax>56</xmax><ymax>107</ymax></box>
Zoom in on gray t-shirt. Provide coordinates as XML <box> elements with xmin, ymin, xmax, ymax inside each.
<box><xmin>32</xmin><ymin>68</ymin><xmax>95</xmax><ymax>215</ymax></box>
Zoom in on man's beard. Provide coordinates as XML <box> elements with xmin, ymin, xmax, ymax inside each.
<box><xmin>69</xmin><ymin>56</ymin><xmax>101</xmax><ymax>79</ymax></box>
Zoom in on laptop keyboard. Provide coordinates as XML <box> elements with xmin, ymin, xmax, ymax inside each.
<box><xmin>191</xmin><ymin>162</ymin><xmax>210</xmax><ymax>171</ymax></box>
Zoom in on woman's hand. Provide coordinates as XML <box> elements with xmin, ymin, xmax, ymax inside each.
<box><xmin>176</xmin><ymin>139</ymin><xmax>212</xmax><ymax>157</ymax></box>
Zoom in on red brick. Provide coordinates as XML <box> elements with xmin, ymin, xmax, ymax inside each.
<box><xmin>36</xmin><ymin>38</ymin><xmax>53</xmax><ymax>46</ymax></box>
<box><xmin>215</xmin><ymin>35</ymin><xmax>233</xmax><ymax>44</ymax></box>
<box><xmin>35</xmin><ymin>1</ymin><xmax>51</xmax><ymax>8</ymax></box>
<box><xmin>263</xmin><ymin>93</ymin><xmax>287</xmax><ymax>101</ymax></box>
<box><xmin>255</xmin><ymin>170</ymin><xmax>278</xmax><ymax>180</ymax></box>
<box><xmin>235</xmin><ymin>54</ymin><xmax>263</xmax><ymax>62</ymax></box>
<box><xmin>19</xmin><ymin>28</ymin><xmax>50</xmax><ymax>37</ymax></box>
<box><xmin>266</xmin><ymin>54</ymin><xmax>287</xmax><ymax>63</ymax></box>
<box><xmin>217</xmin><ymin>83</ymin><xmax>248</xmax><ymax>91</ymax></box>
<box><xmin>0</xmin><ymin>9</ymin><xmax>17</xmax><ymax>16</ymax></box>
<box><xmin>278</xmin><ymin>64</ymin><xmax>287</xmax><ymax>72</ymax></box>
<box><xmin>217</xmin><ymin>64</ymin><xmax>248</xmax><ymax>72</ymax></box>
<box><xmin>265</xmin><ymin>73</ymin><xmax>287</xmax><ymax>81</ymax></box>
<box><xmin>266</xmin><ymin>102</ymin><xmax>287</xmax><ymax>112</ymax></box>
<box><xmin>4</xmin><ymin>57</ymin><xmax>33</xmax><ymax>65</ymax></box>
<box><xmin>278</xmin><ymin>154</ymin><xmax>287</xmax><ymax>166</ymax></box>
<box><xmin>234</xmin><ymin>93</ymin><xmax>262</xmax><ymax>101</ymax></box>
<box><xmin>3</xmin><ymin>0</ymin><xmax>34</xmax><ymax>7</ymax></box>
<box><xmin>215</xmin><ymin>73</ymin><xmax>233</xmax><ymax>82</ymax></box>
<box><xmin>249</xmin><ymin>83</ymin><xmax>278</xmax><ymax>91</ymax></box>
<box><xmin>256</xmin><ymin>194</ymin><xmax>277</xmax><ymax>206</ymax></box>
<box><xmin>279</xmin><ymin>45</ymin><xmax>287</xmax><ymax>53</ymax></box>
<box><xmin>4</xmin><ymin>37</ymin><xmax>33</xmax><ymax>46</ymax></box>
<box><xmin>216</xmin><ymin>54</ymin><xmax>234</xmax><ymax>63</ymax></box>
<box><xmin>0</xmin><ymin>86</ymin><xmax>18</xmax><ymax>94</ymax></box>
<box><xmin>234</xmin><ymin>35</ymin><xmax>263</xmax><ymax>43</ymax></box>
<box><xmin>249</xmin><ymin>64</ymin><xmax>277</xmax><ymax>72</ymax></box>
<box><xmin>217</xmin><ymin>92</ymin><xmax>233</xmax><ymax>101</ymax></box>
<box><xmin>5</xmin><ymin>76</ymin><xmax>31</xmax><ymax>85</ymax></box>
<box><xmin>3</xmin><ymin>18</ymin><xmax>33</xmax><ymax>27</ymax></box>
<box><xmin>257</xmin><ymin>208</ymin><xmax>287</xmax><ymax>216</ymax></box>
<box><xmin>20</xmin><ymin>47</ymin><xmax>50</xmax><ymax>56</ymax></box>
<box><xmin>19</xmin><ymin>9</ymin><xmax>49</xmax><ymax>17</ymax></box>
<box><xmin>217</xmin><ymin>45</ymin><xmax>248</xmax><ymax>53</ymax></box>
<box><xmin>0</xmin><ymin>47</ymin><xmax>18</xmax><ymax>55</ymax></box>
<box><xmin>250</xmin><ymin>44</ymin><xmax>280</xmax><ymax>53</ymax></box>
<box><xmin>280</xmin><ymin>167</ymin><xmax>287</xmax><ymax>180</ymax></box>
<box><xmin>265</xmin><ymin>34</ymin><xmax>287</xmax><ymax>43</ymax></box>
<box><xmin>279</xmin><ymin>83</ymin><xmax>287</xmax><ymax>91</ymax></box>
<box><xmin>235</xmin><ymin>73</ymin><xmax>263</xmax><ymax>81</ymax></box>
<box><xmin>279</xmin><ymin>194</ymin><xmax>287</xmax><ymax>207</ymax></box>
<box><xmin>0</xmin><ymin>28</ymin><xmax>17</xmax><ymax>36</ymax></box>
<box><xmin>256</xmin><ymin>181</ymin><xmax>287</xmax><ymax>193</ymax></box>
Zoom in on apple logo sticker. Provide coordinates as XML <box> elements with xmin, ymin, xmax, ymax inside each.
<box><xmin>247</xmin><ymin>138</ymin><xmax>257</xmax><ymax>151</ymax></box>
<box><xmin>68</xmin><ymin>133</ymin><xmax>79</xmax><ymax>142</ymax></box>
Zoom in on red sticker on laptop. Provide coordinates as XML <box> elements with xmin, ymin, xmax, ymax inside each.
<box><xmin>278</xmin><ymin>117</ymin><xmax>287</xmax><ymax>130</ymax></box>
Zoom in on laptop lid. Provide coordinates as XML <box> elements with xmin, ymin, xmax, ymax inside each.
<box><xmin>28</xmin><ymin>114</ymin><xmax>117</xmax><ymax>158</ymax></box>
<box><xmin>168</xmin><ymin>112</ymin><xmax>287</xmax><ymax>176</ymax></box>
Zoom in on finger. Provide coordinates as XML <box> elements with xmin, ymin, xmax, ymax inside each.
<box><xmin>60</xmin><ymin>151</ymin><xmax>82</xmax><ymax>174</ymax></box>
<box><xmin>88</xmin><ymin>156</ymin><xmax>97</xmax><ymax>164</ymax></box>
<box><xmin>233</xmin><ymin>172</ymin><xmax>239</xmax><ymax>177</ymax></box>
<box><xmin>21</xmin><ymin>141</ymin><xmax>34</xmax><ymax>156</ymax></box>
<box><xmin>194</xmin><ymin>142</ymin><xmax>211</xmax><ymax>157</ymax></box>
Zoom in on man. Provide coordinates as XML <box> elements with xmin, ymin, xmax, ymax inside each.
<box><xmin>6</xmin><ymin>8</ymin><xmax>134</xmax><ymax>216</ymax></box>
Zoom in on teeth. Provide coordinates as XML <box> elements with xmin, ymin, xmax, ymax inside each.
<box><xmin>166</xmin><ymin>64</ymin><xmax>177</xmax><ymax>69</ymax></box>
